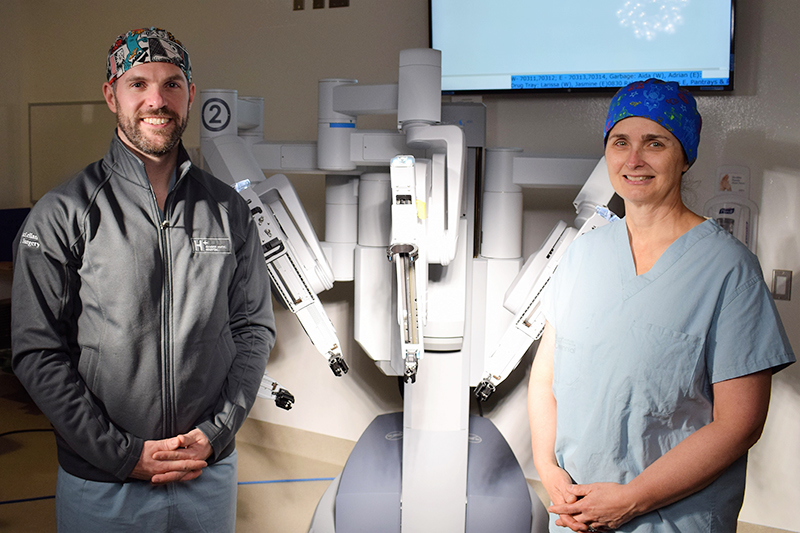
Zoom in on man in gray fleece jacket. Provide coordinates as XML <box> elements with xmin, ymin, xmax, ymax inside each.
<box><xmin>11</xmin><ymin>27</ymin><xmax>276</xmax><ymax>532</ymax></box>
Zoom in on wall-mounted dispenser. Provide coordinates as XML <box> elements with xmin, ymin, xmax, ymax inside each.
<box><xmin>703</xmin><ymin>165</ymin><xmax>759</xmax><ymax>253</ymax></box>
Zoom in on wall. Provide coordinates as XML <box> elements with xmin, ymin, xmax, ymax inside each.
<box><xmin>3</xmin><ymin>1</ymin><xmax>798</xmax><ymax>530</ymax></box>
<box><xmin>0</xmin><ymin>0</ymin><xmax>24</xmax><ymax>209</ymax></box>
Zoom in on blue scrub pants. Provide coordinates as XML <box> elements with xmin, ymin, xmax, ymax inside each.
<box><xmin>55</xmin><ymin>450</ymin><xmax>237</xmax><ymax>533</ymax></box>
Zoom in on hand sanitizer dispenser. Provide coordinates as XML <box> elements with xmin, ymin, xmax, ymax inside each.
<box><xmin>703</xmin><ymin>166</ymin><xmax>759</xmax><ymax>253</ymax></box>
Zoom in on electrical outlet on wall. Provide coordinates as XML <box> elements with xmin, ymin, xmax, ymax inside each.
<box><xmin>313</xmin><ymin>0</ymin><xmax>324</xmax><ymax>8</ymax></box>
<box><xmin>293</xmin><ymin>0</ymin><xmax>304</xmax><ymax>10</ymax></box>
<box><xmin>330</xmin><ymin>0</ymin><xmax>350</xmax><ymax>6</ymax></box>
<box><xmin>772</xmin><ymin>270</ymin><xmax>792</xmax><ymax>301</ymax></box>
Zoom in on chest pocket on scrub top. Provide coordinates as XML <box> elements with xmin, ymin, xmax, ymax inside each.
<box><xmin>626</xmin><ymin>321</ymin><xmax>705</xmax><ymax>418</ymax></box>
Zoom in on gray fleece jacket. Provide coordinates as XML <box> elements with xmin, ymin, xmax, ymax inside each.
<box><xmin>11</xmin><ymin>135</ymin><xmax>276</xmax><ymax>482</ymax></box>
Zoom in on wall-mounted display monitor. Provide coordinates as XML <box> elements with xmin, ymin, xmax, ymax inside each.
<box><xmin>430</xmin><ymin>0</ymin><xmax>735</xmax><ymax>94</ymax></box>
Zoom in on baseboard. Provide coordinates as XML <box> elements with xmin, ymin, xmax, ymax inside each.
<box><xmin>238</xmin><ymin>416</ymin><xmax>356</xmax><ymax>466</ymax></box>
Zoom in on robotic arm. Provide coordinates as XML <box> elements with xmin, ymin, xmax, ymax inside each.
<box><xmin>387</xmin><ymin>155</ymin><xmax>428</xmax><ymax>382</ymax></box>
<box><xmin>238</xmin><ymin>179</ymin><xmax>349</xmax><ymax>376</ymax></box>
<box><xmin>201</xmin><ymin>133</ymin><xmax>348</xmax><ymax>377</ymax></box>
<box><xmin>315</xmin><ymin>49</ymin><xmax>466</xmax><ymax>382</ymax></box>
<box><xmin>475</xmin><ymin>158</ymin><xmax>617</xmax><ymax>401</ymax></box>
<box><xmin>387</xmin><ymin>131</ymin><xmax>465</xmax><ymax>382</ymax></box>
<box><xmin>201</xmin><ymin>50</ymin><xmax>465</xmax><ymax>385</ymax></box>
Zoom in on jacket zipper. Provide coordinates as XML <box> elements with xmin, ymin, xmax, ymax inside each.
<box><xmin>161</xmin><ymin>216</ymin><xmax>175</xmax><ymax>437</ymax></box>
<box><xmin>159</xmin><ymin>164</ymin><xmax>189</xmax><ymax>437</ymax></box>
<box><xmin>149</xmin><ymin>187</ymin><xmax>175</xmax><ymax>438</ymax></box>
<box><xmin>152</xmin><ymin>162</ymin><xmax>190</xmax><ymax>438</ymax></box>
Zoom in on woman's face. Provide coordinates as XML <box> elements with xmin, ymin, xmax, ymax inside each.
<box><xmin>604</xmin><ymin>116</ymin><xmax>689</xmax><ymax>209</ymax></box>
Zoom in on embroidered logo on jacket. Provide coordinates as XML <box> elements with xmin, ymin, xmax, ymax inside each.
<box><xmin>191</xmin><ymin>238</ymin><xmax>231</xmax><ymax>254</ymax></box>
<box><xmin>20</xmin><ymin>232</ymin><xmax>41</xmax><ymax>249</ymax></box>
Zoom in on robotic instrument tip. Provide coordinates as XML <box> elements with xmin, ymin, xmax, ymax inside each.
<box><xmin>275</xmin><ymin>388</ymin><xmax>295</xmax><ymax>410</ymax></box>
<box><xmin>403</xmin><ymin>353</ymin><xmax>418</xmax><ymax>383</ymax></box>
<box><xmin>328</xmin><ymin>354</ymin><xmax>349</xmax><ymax>376</ymax></box>
<box><xmin>474</xmin><ymin>380</ymin><xmax>496</xmax><ymax>402</ymax></box>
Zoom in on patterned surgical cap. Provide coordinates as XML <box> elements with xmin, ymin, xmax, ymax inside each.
<box><xmin>107</xmin><ymin>27</ymin><xmax>192</xmax><ymax>85</ymax></box>
<box><xmin>604</xmin><ymin>79</ymin><xmax>702</xmax><ymax>167</ymax></box>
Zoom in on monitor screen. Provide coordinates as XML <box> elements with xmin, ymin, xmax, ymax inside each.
<box><xmin>430</xmin><ymin>0</ymin><xmax>735</xmax><ymax>94</ymax></box>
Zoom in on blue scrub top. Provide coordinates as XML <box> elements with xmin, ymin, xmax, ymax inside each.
<box><xmin>542</xmin><ymin>218</ymin><xmax>794</xmax><ymax>532</ymax></box>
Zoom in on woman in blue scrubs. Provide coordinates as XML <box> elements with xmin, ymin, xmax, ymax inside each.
<box><xmin>528</xmin><ymin>79</ymin><xmax>795</xmax><ymax>532</ymax></box>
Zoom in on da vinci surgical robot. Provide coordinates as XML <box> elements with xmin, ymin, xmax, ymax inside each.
<box><xmin>200</xmin><ymin>48</ymin><xmax>615</xmax><ymax>533</ymax></box>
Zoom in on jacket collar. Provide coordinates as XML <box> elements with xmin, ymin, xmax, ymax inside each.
<box><xmin>104</xmin><ymin>131</ymin><xmax>193</xmax><ymax>189</ymax></box>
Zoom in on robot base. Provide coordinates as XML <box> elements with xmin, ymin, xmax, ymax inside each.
<box><xmin>308</xmin><ymin>413</ymin><xmax>549</xmax><ymax>533</ymax></box>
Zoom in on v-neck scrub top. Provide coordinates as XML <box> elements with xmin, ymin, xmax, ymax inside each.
<box><xmin>542</xmin><ymin>218</ymin><xmax>794</xmax><ymax>532</ymax></box>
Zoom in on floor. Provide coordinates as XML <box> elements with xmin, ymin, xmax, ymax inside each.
<box><xmin>0</xmin><ymin>370</ymin><xmax>793</xmax><ymax>533</ymax></box>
